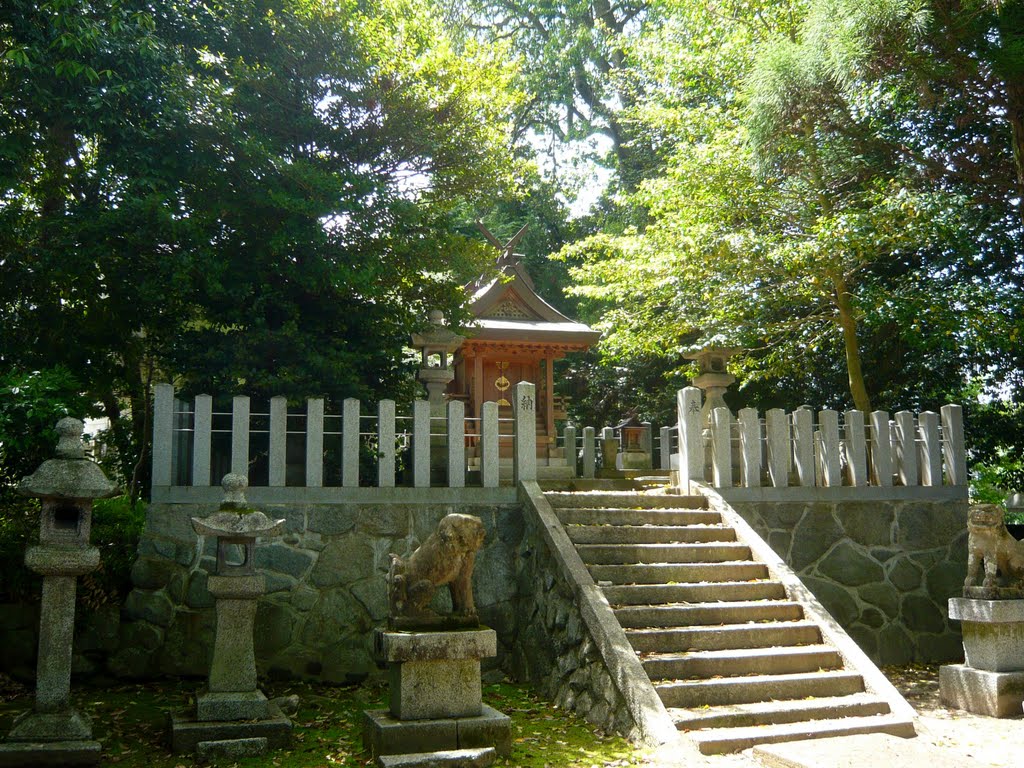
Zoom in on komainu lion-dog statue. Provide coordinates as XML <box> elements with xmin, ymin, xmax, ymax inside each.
<box><xmin>964</xmin><ymin>504</ymin><xmax>1024</xmax><ymax>599</ymax></box>
<box><xmin>387</xmin><ymin>513</ymin><xmax>486</xmax><ymax>629</ymax></box>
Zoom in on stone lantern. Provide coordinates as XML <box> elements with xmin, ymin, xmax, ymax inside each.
<box><xmin>410</xmin><ymin>310</ymin><xmax>464</xmax><ymax>416</ymax></box>
<box><xmin>0</xmin><ymin>418</ymin><xmax>117</xmax><ymax>767</ymax></box>
<box><xmin>684</xmin><ymin>344</ymin><xmax>741</xmax><ymax>426</ymax></box>
<box><xmin>169</xmin><ymin>474</ymin><xmax>292</xmax><ymax>757</ymax></box>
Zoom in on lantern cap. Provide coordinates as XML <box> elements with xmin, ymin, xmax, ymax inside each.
<box><xmin>18</xmin><ymin>418</ymin><xmax>118</xmax><ymax>500</ymax></box>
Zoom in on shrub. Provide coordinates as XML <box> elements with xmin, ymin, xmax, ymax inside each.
<box><xmin>0</xmin><ymin>494</ymin><xmax>145</xmax><ymax>608</ymax></box>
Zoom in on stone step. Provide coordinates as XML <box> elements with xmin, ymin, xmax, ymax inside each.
<box><xmin>377</xmin><ymin>747</ymin><xmax>497</xmax><ymax>767</ymax></box>
<box><xmin>577</xmin><ymin>543</ymin><xmax>751</xmax><ymax>565</ymax></box>
<box><xmin>603</xmin><ymin>580</ymin><xmax>786</xmax><ymax>606</ymax></box>
<box><xmin>686</xmin><ymin>714</ymin><xmax>915</xmax><ymax>756</ymax></box>
<box><xmin>668</xmin><ymin>693</ymin><xmax>892</xmax><ymax>731</ymax></box>
<box><xmin>590</xmin><ymin>561</ymin><xmax>769</xmax><ymax>585</ymax></box>
<box><xmin>625</xmin><ymin>620</ymin><xmax>821</xmax><ymax>653</ymax></box>
<box><xmin>544</xmin><ymin>492</ymin><xmax>707</xmax><ymax>509</ymax></box>
<box><xmin>642</xmin><ymin>645</ymin><xmax>842</xmax><ymax>680</ymax></box>
<box><xmin>556</xmin><ymin>508</ymin><xmax>722</xmax><ymax>526</ymax></box>
<box><xmin>656</xmin><ymin>670</ymin><xmax>865</xmax><ymax>708</ymax></box>
<box><xmin>615</xmin><ymin>601</ymin><xmax>804</xmax><ymax>628</ymax></box>
<box><xmin>567</xmin><ymin>525</ymin><xmax>736</xmax><ymax>545</ymax></box>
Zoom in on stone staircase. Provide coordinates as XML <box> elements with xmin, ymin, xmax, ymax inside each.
<box><xmin>543</xmin><ymin>479</ymin><xmax>916</xmax><ymax>755</ymax></box>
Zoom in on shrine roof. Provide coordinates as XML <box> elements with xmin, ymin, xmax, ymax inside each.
<box><xmin>465</xmin><ymin>258</ymin><xmax>599</xmax><ymax>345</ymax></box>
<box><xmin>465</xmin><ymin>316</ymin><xmax>601</xmax><ymax>346</ymax></box>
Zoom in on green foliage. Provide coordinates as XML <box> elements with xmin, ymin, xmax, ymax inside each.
<box><xmin>0</xmin><ymin>494</ymin><xmax>143</xmax><ymax>606</ymax></box>
<box><xmin>0</xmin><ymin>367</ymin><xmax>95</xmax><ymax>486</ymax></box>
<box><xmin>0</xmin><ymin>0</ymin><xmax>521</xmax><ymax>498</ymax></box>
<box><xmin>0</xmin><ymin>494</ymin><xmax>38</xmax><ymax>602</ymax></box>
<box><xmin>82</xmin><ymin>495</ymin><xmax>146</xmax><ymax>609</ymax></box>
<box><xmin>558</xmin><ymin>0</ymin><xmax>1023</xmax><ymax>426</ymax></box>
<box><xmin>967</xmin><ymin>397</ymin><xmax>1024</xmax><ymax>512</ymax></box>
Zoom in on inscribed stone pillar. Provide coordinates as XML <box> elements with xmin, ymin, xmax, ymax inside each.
<box><xmin>513</xmin><ymin>382</ymin><xmax>537</xmax><ymax>484</ymax></box>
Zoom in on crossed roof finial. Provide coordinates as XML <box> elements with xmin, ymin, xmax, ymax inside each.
<box><xmin>476</xmin><ymin>222</ymin><xmax>529</xmax><ymax>268</ymax></box>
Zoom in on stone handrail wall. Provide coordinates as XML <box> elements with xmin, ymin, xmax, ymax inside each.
<box><xmin>151</xmin><ymin>381</ymin><xmax>540</xmax><ymax>497</ymax></box>
<box><xmin>675</xmin><ymin>386</ymin><xmax>968</xmax><ymax>490</ymax></box>
<box><xmin>515</xmin><ymin>481</ymin><xmax>680</xmax><ymax>747</ymax></box>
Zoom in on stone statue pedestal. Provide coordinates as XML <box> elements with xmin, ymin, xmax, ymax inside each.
<box><xmin>363</xmin><ymin>629</ymin><xmax>511</xmax><ymax>762</ymax></box>
<box><xmin>940</xmin><ymin>598</ymin><xmax>1024</xmax><ymax>717</ymax></box>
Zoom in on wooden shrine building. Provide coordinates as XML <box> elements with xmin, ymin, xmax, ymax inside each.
<box><xmin>449</xmin><ymin>226</ymin><xmax>600</xmax><ymax>461</ymax></box>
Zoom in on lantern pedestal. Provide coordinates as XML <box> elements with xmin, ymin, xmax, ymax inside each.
<box><xmin>169</xmin><ymin>475</ymin><xmax>292</xmax><ymax>758</ymax></box>
<box><xmin>0</xmin><ymin>418</ymin><xmax>115</xmax><ymax>767</ymax></box>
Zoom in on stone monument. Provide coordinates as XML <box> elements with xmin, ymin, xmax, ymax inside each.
<box><xmin>169</xmin><ymin>474</ymin><xmax>293</xmax><ymax>758</ymax></box>
<box><xmin>364</xmin><ymin>513</ymin><xmax>511</xmax><ymax>766</ymax></box>
<box><xmin>940</xmin><ymin>504</ymin><xmax>1024</xmax><ymax>716</ymax></box>
<box><xmin>0</xmin><ymin>418</ymin><xmax>117</xmax><ymax>767</ymax></box>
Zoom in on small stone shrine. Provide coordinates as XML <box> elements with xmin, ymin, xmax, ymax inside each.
<box><xmin>940</xmin><ymin>504</ymin><xmax>1024</xmax><ymax>716</ymax></box>
<box><xmin>614</xmin><ymin>414</ymin><xmax>652</xmax><ymax>471</ymax></box>
<box><xmin>169</xmin><ymin>474</ymin><xmax>292</xmax><ymax>758</ymax></box>
<box><xmin>364</xmin><ymin>513</ymin><xmax>511</xmax><ymax>766</ymax></box>
<box><xmin>0</xmin><ymin>418</ymin><xmax>117</xmax><ymax>767</ymax></box>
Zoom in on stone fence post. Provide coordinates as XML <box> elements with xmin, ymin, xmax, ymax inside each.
<box><xmin>677</xmin><ymin>387</ymin><xmax>703</xmax><ymax>490</ymax></box>
<box><xmin>941</xmin><ymin>404</ymin><xmax>967</xmax><ymax>486</ymax></box>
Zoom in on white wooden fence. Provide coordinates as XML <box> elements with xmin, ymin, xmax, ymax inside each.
<box><xmin>154</xmin><ymin>382</ymin><xmax>963</xmax><ymax>495</ymax></box>
<box><xmin>675</xmin><ymin>387</ymin><xmax>968</xmax><ymax>489</ymax></box>
<box><xmin>151</xmin><ymin>382</ymin><xmax>539</xmax><ymax>490</ymax></box>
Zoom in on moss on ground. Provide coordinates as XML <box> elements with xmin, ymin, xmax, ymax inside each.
<box><xmin>0</xmin><ymin>677</ymin><xmax>644</xmax><ymax>767</ymax></box>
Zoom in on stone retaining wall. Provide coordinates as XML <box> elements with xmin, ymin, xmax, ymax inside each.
<box><xmin>107</xmin><ymin>492</ymin><xmax>525</xmax><ymax>683</ymax></box>
<box><xmin>1</xmin><ymin>485</ymin><xmax>970</xmax><ymax>704</ymax></box>
<box><xmin>513</xmin><ymin>482</ymin><xmax>678</xmax><ymax>746</ymax></box>
<box><xmin>511</xmin><ymin>523</ymin><xmax>632</xmax><ymax>733</ymax></box>
<box><xmin>722</xmin><ymin>487</ymin><xmax>969</xmax><ymax>665</ymax></box>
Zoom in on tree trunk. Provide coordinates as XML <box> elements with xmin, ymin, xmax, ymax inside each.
<box><xmin>831</xmin><ymin>271</ymin><xmax>872</xmax><ymax>412</ymax></box>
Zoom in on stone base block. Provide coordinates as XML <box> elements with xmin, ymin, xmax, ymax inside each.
<box><xmin>939</xmin><ymin>663</ymin><xmax>1024</xmax><ymax>717</ymax></box>
<box><xmin>948</xmin><ymin>598</ymin><xmax>1024</xmax><ymax>672</ymax></box>
<box><xmin>617</xmin><ymin>452</ymin><xmax>651</xmax><ymax>471</ymax></box>
<box><xmin>363</xmin><ymin>705</ymin><xmax>511</xmax><ymax>759</ymax></box>
<box><xmin>4</xmin><ymin>709</ymin><xmax>92</xmax><ymax>742</ymax></box>
<box><xmin>377</xmin><ymin>747</ymin><xmax>496</xmax><ymax>767</ymax></box>
<box><xmin>197</xmin><ymin>737</ymin><xmax>268</xmax><ymax>759</ymax></box>
<box><xmin>197</xmin><ymin>689</ymin><xmax>270</xmax><ymax>721</ymax></box>
<box><xmin>0</xmin><ymin>740</ymin><xmax>101</xmax><ymax>767</ymax></box>
<box><xmin>168</xmin><ymin>705</ymin><xmax>292</xmax><ymax>754</ymax></box>
<box><xmin>390</xmin><ymin>659</ymin><xmax>481</xmax><ymax>720</ymax></box>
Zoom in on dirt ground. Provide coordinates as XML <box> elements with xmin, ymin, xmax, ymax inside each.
<box><xmin>883</xmin><ymin>663</ymin><xmax>1023</xmax><ymax>768</ymax></box>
